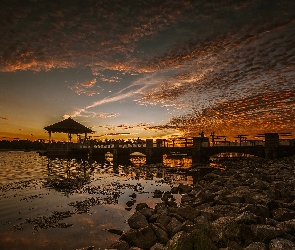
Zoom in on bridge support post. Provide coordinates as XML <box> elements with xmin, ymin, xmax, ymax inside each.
<box><xmin>146</xmin><ymin>139</ymin><xmax>153</xmax><ymax>164</ymax></box>
<box><xmin>112</xmin><ymin>142</ymin><xmax>119</xmax><ymax>168</ymax></box>
<box><xmin>145</xmin><ymin>139</ymin><xmax>163</xmax><ymax>164</ymax></box>
<box><xmin>192</xmin><ymin>137</ymin><xmax>210</xmax><ymax>165</ymax></box>
<box><xmin>264</xmin><ymin>133</ymin><xmax>279</xmax><ymax>160</ymax></box>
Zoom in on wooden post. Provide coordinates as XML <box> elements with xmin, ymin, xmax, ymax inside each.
<box><xmin>264</xmin><ymin>133</ymin><xmax>279</xmax><ymax>159</ymax></box>
<box><xmin>146</xmin><ymin>139</ymin><xmax>153</xmax><ymax>164</ymax></box>
<box><xmin>113</xmin><ymin>142</ymin><xmax>119</xmax><ymax>168</ymax></box>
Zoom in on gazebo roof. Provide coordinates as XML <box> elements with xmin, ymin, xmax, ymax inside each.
<box><xmin>44</xmin><ymin>117</ymin><xmax>93</xmax><ymax>134</ymax></box>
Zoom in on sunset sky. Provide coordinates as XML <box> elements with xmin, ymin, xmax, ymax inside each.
<box><xmin>0</xmin><ymin>0</ymin><xmax>294</xmax><ymax>141</ymax></box>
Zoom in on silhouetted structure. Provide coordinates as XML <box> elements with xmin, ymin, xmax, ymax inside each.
<box><xmin>44</xmin><ymin>117</ymin><xmax>93</xmax><ymax>142</ymax></box>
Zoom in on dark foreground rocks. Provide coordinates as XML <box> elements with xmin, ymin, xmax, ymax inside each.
<box><xmin>109</xmin><ymin>157</ymin><xmax>295</xmax><ymax>250</ymax></box>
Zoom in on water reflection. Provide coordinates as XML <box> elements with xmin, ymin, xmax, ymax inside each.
<box><xmin>0</xmin><ymin>151</ymin><xmax>222</xmax><ymax>250</ymax></box>
<box><xmin>45</xmin><ymin>159</ymin><xmax>94</xmax><ymax>195</ymax></box>
<box><xmin>163</xmin><ymin>154</ymin><xmax>192</xmax><ymax>168</ymax></box>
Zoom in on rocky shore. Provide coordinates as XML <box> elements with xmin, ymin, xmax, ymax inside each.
<box><xmin>109</xmin><ymin>157</ymin><xmax>295</xmax><ymax>250</ymax></box>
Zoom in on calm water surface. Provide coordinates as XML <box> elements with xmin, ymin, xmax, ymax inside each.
<box><xmin>0</xmin><ymin>151</ymin><xmax>196</xmax><ymax>250</ymax></box>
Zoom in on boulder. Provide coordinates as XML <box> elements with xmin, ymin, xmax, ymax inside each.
<box><xmin>272</xmin><ymin>208</ymin><xmax>295</xmax><ymax>221</ymax></box>
<box><xmin>135</xmin><ymin>203</ymin><xmax>149</xmax><ymax>211</ymax></box>
<box><xmin>121</xmin><ymin>226</ymin><xmax>158</xmax><ymax>249</ymax></box>
<box><xmin>150</xmin><ymin>243</ymin><xmax>166</xmax><ymax>250</ymax></box>
<box><xmin>109</xmin><ymin>240</ymin><xmax>129</xmax><ymax>250</ymax></box>
<box><xmin>235</xmin><ymin>211</ymin><xmax>258</xmax><ymax>225</ymax></box>
<box><xmin>269</xmin><ymin>238</ymin><xmax>295</xmax><ymax>250</ymax></box>
<box><xmin>178</xmin><ymin>184</ymin><xmax>192</xmax><ymax>193</ymax></box>
<box><xmin>166</xmin><ymin>231</ymin><xmax>193</xmax><ymax>250</ymax></box>
<box><xmin>150</xmin><ymin>223</ymin><xmax>170</xmax><ymax>244</ymax></box>
<box><xmin>244</xmin><ymin>242</ymin><xmax>266</xmax><ymax>250</ymax></box>
<box><xmin>128</xmin><ymin>211</ymin><xmax>149</xmax><ymax>229</ymax></box>
<box><xmin>166</xmin><ymin>217</ymin><xmax>183</xmax><ymax>236</ymax></box>
<box><xmin>251</xmin><ymin>224</ymin><xmax>284</xmax><ymax>240</ymax></box>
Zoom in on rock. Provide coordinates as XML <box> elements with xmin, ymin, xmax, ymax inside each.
<box><xmin>129</xmin><ymin>193</ymin><xmax>137</xmax><ymax>198</ymax></box>
<box><xmin>149</xmin><ymin>213</ymin><xmax>159</xmax><ymax>223</ymax></box>
<box><xmin>156</xmin><ymin>212</ymin><xmax>171</xmax><ymax>228</ymax></box>
<box><xmin>269</xmin><ymin>238</ymin><xmax>295</xmax><ymax>250</ymax></box>
<box><xmin>180</xmin><ymin>220</ymin><xmax>197</xmax><ymax>233</ymax></box>
<box><xmin>150</xmin><ymin>223</ymin><xmax>170</xmax><ymax>244</ymax></box>
<box><xmin>280</xmin><ymin>219</ymin><xmax>295</xmax><ymax>235</ymax></box>
<box><xmin>139</xmin><ymin>207</ymin><xmax>154</xmax><ymax>218</ymax></box>
<box><xmin>211</xmin><ymin>216</ymin><xmax>235</xmax><ymax>242</ymax></box>
<box><xmin>168</xmin><ymin>205</ymin><xmax>199</xmax><ymax>221</ymax></box>
<box><xmin>166</xmin><ymin>231</ymin><xmax>193</xmax><ymax>250</ymax></box>
<box><xmin>128</xmin><ymin>211</ymin><xmax>149</xmax><ymax>229</ymax></box>
<box><xmin>181</xmin><ymin>194</ymin><xmax>195</xmax><ymax>203</ymax></box>
<box><xmin>121</xmin><ymin>226</ymin><xmax>158</xmax><ymax>249</ymax></box>
<box><xmin>166</xmin><ymin>217</ymin><xmax>183</xmax><ymax>236</ymax></box>
<box><xmin>153</xmin><ymin>190</ymin><xmax>163</xmax><ymax>198</ymax></box>
<box><xmin>126</xmin><ymin>200</ymin><xmax>136</xmax><ymax>207</ymax></box>
<box><xmin>272</xmin><ymin>208</ymin><xmax>295</xmax><ymax>221</ymax></box>
<box><xmin>107</xmin><ymin>228</ymin><xmax>124</xmax><ymax>235</ymax></box>
<box><xmin>235</xmin><ymin>211</ymin><xmax>258</xmax><ymax>225</ymax></box>
<box><xmin>244</xmin><ymin>242</ymin><xmax>266</xmax><ymax>250</ymax></box>
<box><xmin>161</xmin><ymin>192</ymin><xmax>174</xmax><ymax>202</ymax></box>
<box><xmin>150</xmin><ymin>243</ymin><xmax>165</xmax><ymax>250</ymax></box>
<box><xmin>109</xmin><ymin>240</ymin><xmax>129</xmax><ymax>250</ymax></box>
<box><xmin>171</xmin><ymin>186</ymin><xmax>179</xmax><ymax>194</ymax></box>
<box><xmin>190</xmin><ymin>228</ymin><xmax>218</xmax><ymax>250</ymax></box>
<box><xmin>240</xmin><ymin>204</ymin><xmax>270</xmax><ymax>218</ymax></box>
<box><xmin>135</xmin><ymin>203</ymin><xmax>149</xmax><ymax>211</ymax></box>
<box><xmin>169</xmin><ymin>213</ymin><xmax>186</xmax><ymax>223</ymax></box>
<box><xmin>226</xmin><ymin>193</ymin><xmax>245</xmax><ymax>203</ymax></box>
<box><xmin>178</xmin><ymin>184</ymin><xmax>192</xmax><ymax>193</ymax></box>
<box><xmin>193</xmin><ymin>215</ymin><xmax>210</xmax><ymax>229</ymax></box>
<box><xmin>251</xmin><ymin>224</ymin><xmax>284</xmax><ymax>240</ymax></box>
<box><xmin>76</xmin><ymin>246</ymin><xmax>95</xmax><ymax>250</ymax></box>
<box><xmin>154</xmin><ymin>203</ymin><xmax>168</xmax><ymax>214</ymax></box>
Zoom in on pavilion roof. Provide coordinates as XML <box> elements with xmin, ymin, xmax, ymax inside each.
<box><xmin>44</xmin><ymin>117</ymin><xmax>93</xmax><ymax>134</ymax></box>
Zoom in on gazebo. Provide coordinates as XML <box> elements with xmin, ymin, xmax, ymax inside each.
<box><xmin>44</xmin><ymin>117</ymin><xmax>93</xmax><ymax>142</ymax></box>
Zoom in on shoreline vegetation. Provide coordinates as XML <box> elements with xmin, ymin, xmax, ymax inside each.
<box><xmin>105</xmin><ymin>157</ymin><xmax>295</xmax><ymax>250</ymax></box>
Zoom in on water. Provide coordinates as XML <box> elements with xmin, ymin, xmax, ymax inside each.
<box><xmin>0</xmin><ymin>151</ymin><xmax>196</xmax><ymax>250</ymax></box>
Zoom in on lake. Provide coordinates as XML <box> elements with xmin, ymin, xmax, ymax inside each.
<box><xmin>0</xmin><ymin>151</ymin><xmax>197</xmax><ymax>250</ymax></box>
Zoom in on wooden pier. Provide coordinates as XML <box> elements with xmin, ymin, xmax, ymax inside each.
<box><xmin>45</xmin><ymin>133</ymin><xmax>295</xmax><ymax>166</ymax></box>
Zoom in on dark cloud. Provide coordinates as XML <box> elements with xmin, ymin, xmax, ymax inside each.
<box><xmin>0</xmin><ymin>0</ymin><xmax>294</xmax><ymax>138</ymax></box>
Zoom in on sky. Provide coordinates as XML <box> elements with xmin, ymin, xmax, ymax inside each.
<box><xmin>0</xmin><ymin>0</ymin><xmax>295</xmax><ymax>142</ymax></box>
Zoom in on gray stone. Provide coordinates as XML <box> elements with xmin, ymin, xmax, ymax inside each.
<box><xmin>109</xmin><ymin>240</ymin><xmax>129</xmax><ymax>250</ymax></box>
<box><xmin>135</xmin><ymin>203</ymin><xmax>149</xmax><ymax>211</ymax></box>
<box><xmin>166</xmin><ymin>231</ymin><xmax>193</xmax><ymax>250</ymax></box>
<box><xmin>272</xmin><ymin>208</ymin><xmax>295</xmax><ymax>221</ymax></box>
<box><xmin>269</xmin><ymin>238</ymin><xmax>295</xmax><ymax>250</ymax></box>
<box><xmin>128</xmin><ymin>211</ymin><xmax>149</xmax><ymax>229</ymax></box>
<box><xmin>150</xmin><ymin>243</ymin><xmax>165</xmax><ymax>250</ymax></box>
<box><xmin>235</xmin><ymin>211</ymin><xmax>258</xmax><ymax>225</ymax></box>
<box><xmin>244</xmin><ymin>242</ymin><xmax>266</xmax><ymax>250</ymax></box>
<box><xmin>178</xmin><ymin>183</ymin><xmax>192</xmax><ymax>193</ymax></box>
<box><xmin>168</xmin><ymin>205</ymin><xmax>199</xmax><ymax>221</ymax></box>
<box><xmin>150</xmin><ymin>223</ymin><xmax>170</xmax><ymax>244</ymax></box>
<box><xmin>193</xmin><ymin>215</ymin><xmax>210</xmax><ymax>228</ymax></box>
<box><xmin>139</xmin><ymin>207</ymin><xmax>154</xmax><ymax>218</ymax></box>
<box><xmin>166</xmin><ymin>217</ymin><xmax>183</xmax><ymax>236</ymax></box>
<box><xmin>121</xmin><ymin>226</ymin><xmax>158</xmax><ymax>249</ymax></box>
<box><xmin>251</xmin><ymin>224</ymin><xmax>284</xmax><ymax>240</ymax></box>
<box><xmin>156</xmin><ymin>212</ymin><xmax>172</xmax><ymax>228</ymax></box>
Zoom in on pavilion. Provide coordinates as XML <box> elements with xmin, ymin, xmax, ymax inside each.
<box><xmin>44</xmin><ymin>117</ymin><xmax>93</xmax><ymax>142</ymax></box>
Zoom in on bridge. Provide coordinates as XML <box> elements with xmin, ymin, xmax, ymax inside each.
<box><xmin>45</xmin><ymin>133</ymin><xmax>295</xmax><ymax>166</ymax></box>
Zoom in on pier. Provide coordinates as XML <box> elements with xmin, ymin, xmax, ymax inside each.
<box><xmin>43</xmin><ymin>118</ymin><xmax>295</xmax><ymax>166</ymax></box>
<box><xmin>45</xmin><ymin>133</ymin><xmax>295</xmax><ymax>166</ymax></box>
